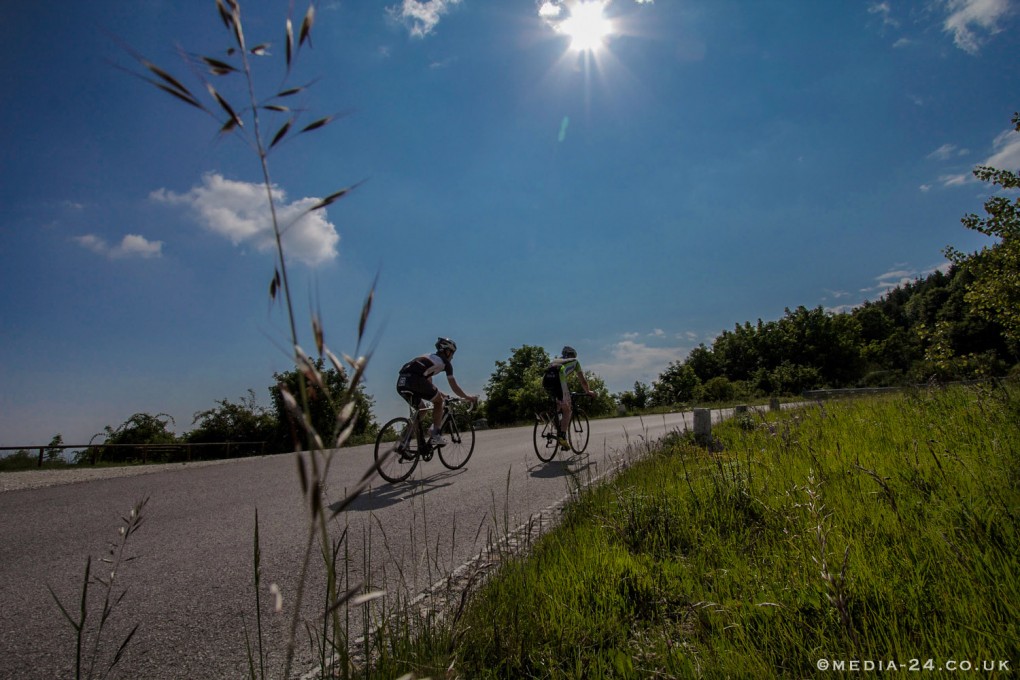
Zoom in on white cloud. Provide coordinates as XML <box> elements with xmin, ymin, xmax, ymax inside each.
<box><xmin>939</xmin><ymin>172</ymin><xmax>972</xmax><ymax>187</ymax></box>
<box><xmin>388</xmin><ymin>0</ymin><xmax>463</xmax><ymax>38</ymax></box>
<box><xmin>859</xmin><ymin>263</ymin><xmax>950</xmax><ymax>298</ymax></box>
<box><xmin>538</xmin><ymin>2</ymin><xmax>562</xmax><ymax>19</ymax></box>
<box><xmin>75</xmin><ymin>233</ymin><xmax>163</xmax><ymax>259</ymax></box>
<box><xmin>868</xmin><ymin>2</ymin><xmax>899</xmax><ymax>28</ymax></box>
<box><xmin>537</xmin><ymin>0</ymin><xmax>653</xmax><ymax>33</ymax></box>
<box><xmin>937</xmin><ymin>126</ymin><xmax>1020</xmax><ymax>188</ymax></box>
<box><xmin>984</xmin><ymin>127</ymin><xmax>1020</xmax><ymax>171</ymax></box>
<box><xmin>927</xmin><ymin>143</ymin><xmax>967</xmax><ymax>160</ymax></box>
<box><xmin>587</xmin><ymin>339</ymin><xmax>690</xmax><ymax>389</ymax></box>
<box><xmin>151</xmin><ymin>173</ymin><xmax>339</xmax><ymax>267</ymax></box>
<box><xmin>118</xmin><ymin>234</ymin><xmax>164</xmax><ymax>258</ymax></box>
<box><xmin>825</xmin><ymin>304</ymin><xmax>859</xmax><ymax>315</ymax></box>
<box><xmin>878</xmin><ymin>269</ymin><xmax>915</xmax><ymax>282</ymax></box>
<box><xmin>942</xmin><ymin>0</ymin><xmax>1011</xmax><ymax>54</ymax></box>
<box><xmin>430</xmin><ymin>56</ymin><xmax>457</xmax><ymax>69</ymax></box>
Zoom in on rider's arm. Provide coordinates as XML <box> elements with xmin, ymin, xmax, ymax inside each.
<box><xmin>576</xmin><ymin>362</ymin><xmax>596</xmax><ymax>396</ymax></box>
<box><xmin>446</xmin><ymin>375</ymin><xmax>474</xmax><ymax>401</ymax></box>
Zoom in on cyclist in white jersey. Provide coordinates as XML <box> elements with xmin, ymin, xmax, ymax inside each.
<box><xmin>396</xmin><ymin>337</ymin><xmax>478</xmax><ymax>446</ymax></box>
<box><xmin>542</xmin><ymin>346</ymin><xmax>596</xmax><ymax>450</ymax></box>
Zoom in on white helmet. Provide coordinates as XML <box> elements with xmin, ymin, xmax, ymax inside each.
<box><xmin>436</xmin><ymin>337</ymin><xmax>458</xmax><ymax>353</ymax></box>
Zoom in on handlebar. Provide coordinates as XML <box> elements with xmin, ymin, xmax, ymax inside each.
<box><xmin>444</xmin><ymin>395</ymin><xmax>476</xmax><ymax>412</ymax></box>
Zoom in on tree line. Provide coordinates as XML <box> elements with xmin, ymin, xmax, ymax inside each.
<box><xmin>58</xmin><ymin>361</ymin><xmax>376</xmax><ymax>464</ymax></box>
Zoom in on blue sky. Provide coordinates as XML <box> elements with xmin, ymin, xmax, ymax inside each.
<box><xmin>1</xmin><ymin>0</ymin><xmax>1018</xmax><ymax>447</ymax></box>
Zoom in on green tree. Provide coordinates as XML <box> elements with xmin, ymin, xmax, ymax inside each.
<box><xmin>650</xmin><ymin>361</ymin><xmax>701</xmax><ymax>406</ymax></box>
<box><xmin>772</xmin><ymin>306</ymin><xmax>864</xmax><ymax>388</ymax></box>
<box><xmin>617</xmin><ymin>381</ymin><xmax>651</xmax><ymax>411</ymax></box>
<box><xmin>44</xmin><ymin>434</ymin><xmax>65</xmax><ymax>463</ymax></box>
<box><xmin>754</xmin><ymin>361</ymin><xmax>823</xmax><ymax>395</ymax></box>
<box><xmin>484</xmin><ymin>345</ymin><xmax>551</xmax><ymax>426</ymax></box>
<box><xmin>95</xmin><ymin>413</ymin><xmax>177</xmax><ymax>463</ymax></box>
<box><xmin>269</xmin><ymin>359</ymin><xmax>376</xmax><ymax>452</ymax></box>
<box><xmin>578</xmin><ymin>372</ymin><xmax>615</xmax><ymax>417</ymax></box>
<box><xmin>712</xmin><ymin>323</ymin><xmax>760</xmax><ymax>382</ymax></box>
<box><xmin>945</xmin><ymin>113</ymin><xmax>1020</xmax><ymax>351</ymax></box>
<box><xmin>187</xmin><ymin>389</ymin><xmax>278</xmax><ymax>457</ymax></box>
<box><xmin>686</xmin><ymin>343</ymin><xmax>723</xmax><ymax>382</ymax></box>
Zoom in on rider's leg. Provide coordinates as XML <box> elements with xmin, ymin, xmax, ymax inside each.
<box><xmin>430</xmin><ymin>392</ymin><xmax>447</xmax><ymax>444</ymax></box>
<box><xmin>414</xmin><ymin>406</ymin><xmax>426</xmax><ymax>448</ymax></box>
<box><xmin>560</xmin><ymin>397</ymin><xmax>573</xmax><ymax>434</ymax></box>
<box><xmin>558</xmin><ymin>375</ymin><xmax>572</xmax><ymax>432</ymax></box>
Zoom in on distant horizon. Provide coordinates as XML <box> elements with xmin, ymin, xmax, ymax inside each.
<box><xmin>0</xmin><ymin>262</ymin><xmax>979</xmax><ymax>450</ymax></box>
<box><xmin>2</xmin><ymin>0</ymin><xmax>1017</xmax><ymax>447</ymax></box>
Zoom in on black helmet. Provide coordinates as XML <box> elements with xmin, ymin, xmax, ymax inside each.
<box><xmin>561</xmin><ymin>346</ymin><xmax>577</xmax><ymax>358</ymax></box>
<box><xmin>436</xmin><ymin>337</ymin><xmax>457</xmax><ymax>353</ymax></box>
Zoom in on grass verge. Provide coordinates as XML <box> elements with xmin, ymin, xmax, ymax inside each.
<box><xmin>363</xmin><ymin>383</ymin><xmax>1019</xmax><ymax>678</ymax></box>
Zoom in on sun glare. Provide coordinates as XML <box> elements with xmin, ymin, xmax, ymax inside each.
<box><xmin>559</xmin><ymin>1</ymin><xmax>613</xmax><ymax>52</ymax></box>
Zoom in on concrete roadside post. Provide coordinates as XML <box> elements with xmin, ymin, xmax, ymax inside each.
<box><xmin>693</xmin><ymin>408</ymin><xmax>711</xmax><ymax>445</ymax></box>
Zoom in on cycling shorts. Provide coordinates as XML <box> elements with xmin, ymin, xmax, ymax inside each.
<box><xmin>397</xmin><ymin>372</ymin><xmax>438</xmax><ymax>404</ymax></box>
<box><xmin>542</xmin><ymin>369</ymin><xmax>567</xmax><ymax>402</ymax></box>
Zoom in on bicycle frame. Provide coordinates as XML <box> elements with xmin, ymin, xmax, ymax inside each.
<box><xmin>534</xmin><ymin>392</ymin><xmax>589</xmax><ymax>460</ymax></box>
<box><xmin>373</xmin><ymin>393</ymin><xmax>476</xmax><ymax>483</ymax></box>
<box><xmin>399</xmin><ymin>392</ymin><xmax>466</xmax><ymax>455</ymax></box>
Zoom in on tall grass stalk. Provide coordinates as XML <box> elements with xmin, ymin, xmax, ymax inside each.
<box><xmin>48</xmin><ymin>498</ymin><xmax>149</xmax><ymax>680</ymax></box>
<box><xmin>122</xmin><ymin>2</ymin><xmax>388</xmax><ymax>678</ymax></box>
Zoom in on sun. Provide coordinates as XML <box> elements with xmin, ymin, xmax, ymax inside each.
<box><xmin>559</xmin><ymin>1</ymin><xmax>613</xmax><ymax>52</ymax></box>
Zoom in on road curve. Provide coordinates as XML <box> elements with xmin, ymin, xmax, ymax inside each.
<box><xmin>0</xmin><ymin>409</ymin><xmax>735</xmax><ymax>680</ymax></box>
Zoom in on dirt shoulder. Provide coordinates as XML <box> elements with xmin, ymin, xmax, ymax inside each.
<box><xmin>0</xmin><ymin>458</ymin><xmax>240</xmax><ymax>492</ymax></box>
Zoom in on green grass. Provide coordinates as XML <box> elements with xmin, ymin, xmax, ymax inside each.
<box><xmin>362</xmin><ymin>383</ymin><xmax>1019</xmax><ymax>678</ymax></box>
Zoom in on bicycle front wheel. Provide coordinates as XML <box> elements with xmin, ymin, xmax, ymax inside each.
<box><xmin>533</xmin><ymin>413</ymin><xmax>558</xmax><ymax>462</ymax></box>
<box><xmin>569</xmin><ymin>410</ymin><xmax>590</xmax><ymax>454</ymax></box>
<box><xmin>438</xmin><ymin>409</ymin><xmax>475</xmax><ymax>470</ymax></box>
<box><xmin>374</xmin><ymin>417</ymin><xmax>419</xmax><ymax>483</ymax></box>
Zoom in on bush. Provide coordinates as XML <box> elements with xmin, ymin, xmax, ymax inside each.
<box><xmin>702</xmin><ymin>376</ymin><xmax>735</xmax><ymax>403</ymax></box>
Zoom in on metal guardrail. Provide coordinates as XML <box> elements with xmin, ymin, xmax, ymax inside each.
<box><xmin>0</xmin><ymin>441</ymin><xmax>268</xmax><ymax>468</ymax></box>
<box><xmin>802</xmin><ymin>386</ymin><xmax>908</xmax><ymax>399</ymax></box>
<box><xmin>802</xmin><ymin>378</ymin><xmax>1003</xmax><ymax>400</ymax></box>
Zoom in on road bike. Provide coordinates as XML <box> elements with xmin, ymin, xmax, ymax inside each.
<box><xmin>374</xmin><ymin>394</ymin><xmax>475</xmax><ymax>483</ymax></box>
<box><xmin>533</xmin><ymin>392</ymin><xmax>590</xmax><ymax>461</ymax></box>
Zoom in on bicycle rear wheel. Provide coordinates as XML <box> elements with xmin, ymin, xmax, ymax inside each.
<box><xmin>533</xmin><ymin>413</ymin><xmax>558</xmax><ymax>462</ymax></box>
<box><xmin>438</xmin><ymin>409</ymin><xmax>475</xmax><ymax>470</ymax></box>
<box><xmin>568</xmin><ymin>410</ymin><xmax>590</xmax><ymax>454</ymax></box>
<box><xmin>374</xmin><ymin>417</ymin><xmax>419</xmax><ymax>483</ymax></box>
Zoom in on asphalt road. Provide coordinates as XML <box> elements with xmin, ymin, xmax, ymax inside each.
<box><xmin>0</xmin><ymin>409</ymin><xmax>726</xmax><ymax>680</ymax></box>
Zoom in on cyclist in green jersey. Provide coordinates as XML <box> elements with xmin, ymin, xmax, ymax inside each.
<box><xmin>542</xmin><ymin>346</ymin><xmax>596</xmax><ymax>450</ymax></box>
